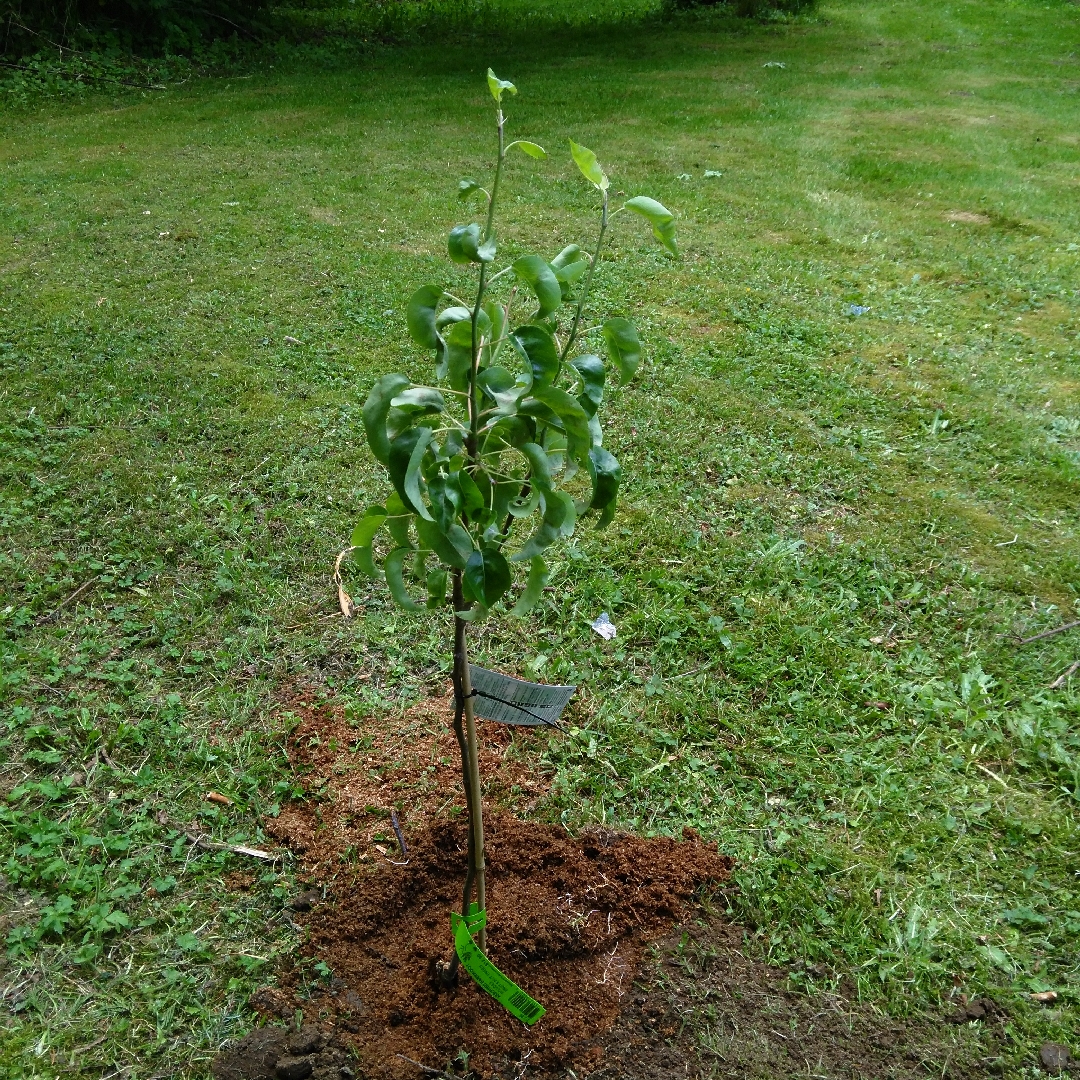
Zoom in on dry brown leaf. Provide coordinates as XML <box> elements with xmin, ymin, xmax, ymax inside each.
<box><xmin>333</xmin><ymin>547</ymin><xmax>358</xmax><ymax>618</ymax></box>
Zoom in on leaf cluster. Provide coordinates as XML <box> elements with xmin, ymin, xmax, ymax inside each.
<box><xmin>354</xmin><ymin>71</ymin><xmax>677</xmax><ymax>620</ymax></box>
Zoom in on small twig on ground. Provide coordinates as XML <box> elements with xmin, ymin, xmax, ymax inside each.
<box><xmin>183</xmin><ymin>830</ymin><xmax>278</xmax><ymax>860</ymax></box>
<box><xmin>974</xmin><ymin>762</ymin><xmax>1011</xmax><ymax>790</ymax></box>
<box><xmin>70</xmin><ymin>1033</ymin><xmax>108</xmax><ymax>1057</ymax></box>
<box><xmin>1016</xmin><ymin>619</ymin><xmax>1080</xmax><ymax>645</ymax></box>
<box><xmin>40</xmin><ymin>575</ymin><xmax>99</xmax><ymax>621</ymax></box>
<box><xmin>394</xmin><ymin>1054</ymin><xmax>453</xmax><ymax>1078</ymax></box>
<box><xmin>1049</xmin><ymin>660</ymin><xmax>1079</xmax><ymax>690</ymax></box>
<box><xmin>390</xmin><ymin>809</ymin><xmax>408</xmax><ymax>856</ymax></box>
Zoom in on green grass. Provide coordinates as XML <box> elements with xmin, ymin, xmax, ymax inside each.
<box><xmin>2</xmin><ymin>0</ymin><xmax>1079</xmax><ymax>1075</ymax></box>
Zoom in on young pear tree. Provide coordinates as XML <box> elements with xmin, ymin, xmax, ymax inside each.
<box><xmin>349</xmin><ymin>70</ymin><xmax>677</xmax><ymax>962</ymax></box>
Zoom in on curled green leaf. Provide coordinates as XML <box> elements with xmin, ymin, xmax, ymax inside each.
<box><xmin>448</xmin><ymin>223</ymin><xmax>483</xmax><ymax>265</ymax></box>
<box><xmin>510</xmin><ymin>556</ymin><xmax>549</xmax><ymax>616</ymax></box>
<box><xmin>350</xmin><ymin>505</ymin><xmax>387</xmax><ymax>581</ymax></box>
<box><xmin>351</xmin><ymin>505</ymin><xmax>387</xmax><ymax>549</ymax></box>
<box><xmin>384</xmin><ymin>547</ymin><xmax>424</xmax><ymax>612</ymax></box>
<box><xmin>363</xmin><ymin>373</ymin><xmax>412</xmax><ymax>465</ymax></box>
<box><xmin>588</xmin><ymin>446</ymin><xmax>622</xmax><ymax>528</ymax></box>
<box><xmin>487</xmin><ymin>69</ymin><xmax>517</xmax><ymax>103</ymax></box>
<box><xmin>513</xmin><ymin>141</ymin><xmax>547</xmax><ymax>159</ymax></box>
<box><xmin>569</xmin><ymin>354</ymin><xmax>605</xmax><ymax>417</ymax></box>
<box><xmin>406</xmin><ymin>285</ymin><xmax>444</xmax><ymax>351</ymax></box>
<box><xmin>403</xmin><ymin>427</ymin><xmax>434</xmax><ymax>521</ymax></box>
<box><xmin>512</xmin><ymin>324</ymin><xmax>559</xmax><ymax>387</ymax></box>
<box><xmin>569</xmin><ymin>140</ymin><xmax>608</xmax><ymax>191</ymax></box>
<box><xmin>464</xmin><ymin>546</ymin><xmax>513</xmax><ymax>607</ymax></box>
<box><xmin>512</xmin><ymin>255</ymin><xmax>562</xmax><ymax>319</ymax></box>
<box><xmin>415</xmin><ymin>516</ymin><xmax>471</xmax><ymax>570</ymax></box>
<box><xmin>602</xmin><ymin>317</ymin><xmax>641</xmax><ymax>384</ymax></box>
<box><xmin>624</xmin><ymin>195</ymin><xmax>678</xmax><ymax>256</ymax></box>
<box><xmin>458</xmin><ymin>179</ymin><xmax>482</xmax><ymax>200</ymax></box>
<box><xmin>426</xmin><ymin>567</ymin><xmax>448</xmax><ymax>609</ymax></box>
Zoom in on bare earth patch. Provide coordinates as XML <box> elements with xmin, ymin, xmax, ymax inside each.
<box><xmin>945</xmin><ymin>210</ymin><xmax>991</xmax><ymax>224</ymax></box>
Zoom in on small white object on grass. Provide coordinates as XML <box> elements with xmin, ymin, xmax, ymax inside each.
<box><xmin>763</xmin><ymin>61</ymin><xmax>786</xmax><ymax>69</ymax></box>
<box><xmin>704</xmin><ymin>170</ymin><xmax>722</xmax><ymax>178</ymax></box>
<box><xmin>591</xmin><ymin>612</ymin><xmax>617</xmax><ymax>641</ymax></box>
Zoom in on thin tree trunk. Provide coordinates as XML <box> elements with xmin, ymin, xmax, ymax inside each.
<box><xmin>452</xmin><ymin>570</ymin><xmax>487</xmax><ymax>954</ymax></box>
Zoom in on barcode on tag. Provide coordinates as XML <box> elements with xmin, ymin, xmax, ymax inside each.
<box><xmin>506</xmin><ymin>988</ymin><xmax>543</xmax><ymax>1023</ymax></box>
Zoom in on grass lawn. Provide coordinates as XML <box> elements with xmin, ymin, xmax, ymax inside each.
<box><xmin>2</xmin><ymin>0</ymin><xmax>1079</xmax><ymax>1074</ymax></box>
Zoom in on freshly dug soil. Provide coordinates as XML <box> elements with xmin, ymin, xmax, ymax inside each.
<box><xmin>286</xmin><ymin>814</ymin><xmax>732</xmax><ymax>1078</ymax></box>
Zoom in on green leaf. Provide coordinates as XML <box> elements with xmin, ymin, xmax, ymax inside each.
<box><xmin>553</xmin><ymin>256</ymin><xmax>589</xmax><ymax>300</ymax></box>
<box><xmin>458</xmin><ymin>179</ymin><xmax>482</xmax><ymax>199</ymax></box>
<box><xmin>465</xmin><ymin>546</ymin><xmax>512</xmax><ymax>607</ymax></box>
<box><xmin>512</xmin><ymin>443</ymin><xmax>576</xmax><ymax>560</ymax></box>
<box><xmin>510</xmin><ymin>556</ymin><xmax>548</xmax><ymax>616</ymax></box>
<box><xmin>385</xmin><ymin>492</ymin><xmax>413</xmax><ymax>547</ymax></box>
<box><xmin>569</xmin><ymin>140</ymin><xmax>608</xmax><ymax>191</ymax></box>
<box><xmin>448</xmin><ymin>223</ymin><xmax>482</xmax><ymax>265</ymax></box>
<box><xmin>350</xmin><ymin>505</ymin><xmax>387</xmax><ymax>550</ymax></box>
<box><xmin>403</xmin><ymin>426</ymin><xmax>434</xmax><ymax>521</ymax></box>
<box><xmin>512</xmin><ymin>324</ymin><xmax>559</xmax><ymax>386</ymax></box>
<box><xmin>455</xmin><ymin>602</ymin><xmax>490</xmax><ymax>623</ymax></box>
<box><xmin>388</xmin><ymin>427</ymin><xmax>428</xmax><ymax>514</ymax></box>
<box><xmin>530</xmin><ymin>384</ymin><xmax>592</xmax><ymax>469</ymax></box>
<box><xmin>448</xmin><ymin>224</ymin><xmax>496</xmax><ymax>264</ymax></box>
<box><xmin>391</xmin><ymin>386</ymin><xmax>445</xmax><ymax>414</ymax></box>
<box><xmin>624</xmin><ymin>195</ymin><xmax>678</xmax><ymax>255</ymax></box>
<box><xmin>384</xmin><ymin>547</ymin><xmax>424</xmax><ymax>612</ymax></box>
<box><xmin>507</xmin><ymin>486</ymin><xmax>542</xmax><ymax>518</ymax></box>
<box><xmin>406</xmin><ymin>285</ymin><xmax>444</xmax><ymax>351</ymax></box>
<box><xmin>436</xmin><ymin>305</ymin><xmax>472</xmax><ymax>330</ymax></box>
<box><xmin>455</xmin><ymin>468</ymin><xmax>486</xmax><ymax>520</ymax></box>
<box><xmin>415</xmin><ymin>516</ymin><xmax>470</xmax><ymax>570</ymax></box>
<box><xmin>426</xmin><ymin>567</ymin><xmax>448</xmax><ymax>609</ymax></box>
<box><xmin>512</xmin><ymin>255</ymin><xmax>562</xmax><ymax>318</ymax></box>
<box><xmin>551</xmin><ymin>244</ymin><xmax>581</xmax><ymax>269</ymax></box>
<box><xmin>588</xmin><ymin>446</ymin><xmax>622</xmax><ymax>528</ymax></box>
<box><xmin>569</xmin><ymin>354</ymin><xmax>605</xmax><ymax>417</ymax></box>
<box><xmin>444</xmin><ymin>319</ymin><xmax>475</xmax><ymax>393</ymax></box>
<box><xmin>602</xmin><ymin>317</ymin><xmax>641</xmax><ymax>383</ymax></box>
<box><xmin>482</xmin><ymin>298</ymin><xmax>507</xmax><ymax>365</ymax></box>
<box><xmin>363</xmin><ymin>373</ymin><xmax>412</xmax><ymax>465</ymax></box>
<box><xmin>487</xmin><ymin>69</ymin><xmax>517</xmax><ymax>102</ymax></box>
<box><xmin>514</xmin><ymin>141</ymin><xmax>547</xmax><ymax>159</ymax></box>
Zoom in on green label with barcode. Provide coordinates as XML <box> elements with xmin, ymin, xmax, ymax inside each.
<box><xmin>450</xmin><ymin>907</ymin><xmax>546</xmax><ymax>1026</ymax></box>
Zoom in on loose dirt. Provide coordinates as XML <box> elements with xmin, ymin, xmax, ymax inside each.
<box><xmin>213</xmin><ymin>687</ymin><xmax>1006</xmax><ymax>1080</ymax></box>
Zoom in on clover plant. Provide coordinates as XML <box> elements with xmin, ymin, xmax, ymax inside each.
<box><xmin>349</xmin><ymin>70</ymin><xmax>677</xmax><ymax>963</ymax></box>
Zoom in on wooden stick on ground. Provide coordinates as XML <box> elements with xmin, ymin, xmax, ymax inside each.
<box><xmin>41</xmin><ymin>576</ymin><xmax>100</xmax><ymax>621</ymax></box>
<box><xmin>1017</xmin><ymin>619</ymin><xmax>1080</xmax><ymax>645</ymax></box>
<box><xmin>1049</xmin><ymin>660</ymin><xmax>1080</xmax><ymax>690</ymax></box>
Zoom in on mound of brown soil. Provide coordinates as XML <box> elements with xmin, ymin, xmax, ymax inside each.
<box><xmin>291</xmin><ymin>814</ymin><xmax>731</xmax><ymax>1078</ymax></box>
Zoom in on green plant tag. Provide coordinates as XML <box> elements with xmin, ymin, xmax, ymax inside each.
<box><xmin>451</xmin><ymin>907</ymin><xmax>546</xmax><ymax>1026</ymax></box>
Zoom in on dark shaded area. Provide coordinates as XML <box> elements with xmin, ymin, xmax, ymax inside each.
<box><xmin>2</xmin><ymin>0</ymin><xmax>271</xmax><ymax>56</ymax></box>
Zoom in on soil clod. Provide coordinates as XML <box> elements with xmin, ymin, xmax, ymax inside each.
<box><xmin>1040</xmin><ymin>1042</ymin><xmax>1072</xmax><ymax>1073</ymax></box>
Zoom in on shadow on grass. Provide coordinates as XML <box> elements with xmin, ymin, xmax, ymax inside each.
<box><xmin>0</xmin><ymin>0</ymin><xmax>817</xmax><ymax>107</ymax></box>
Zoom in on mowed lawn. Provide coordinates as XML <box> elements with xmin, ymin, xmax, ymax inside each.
<box><xmin>2</xmin><ymin>0</ymin><xmax>1079</xmax><ymax>1074</ymax></box>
